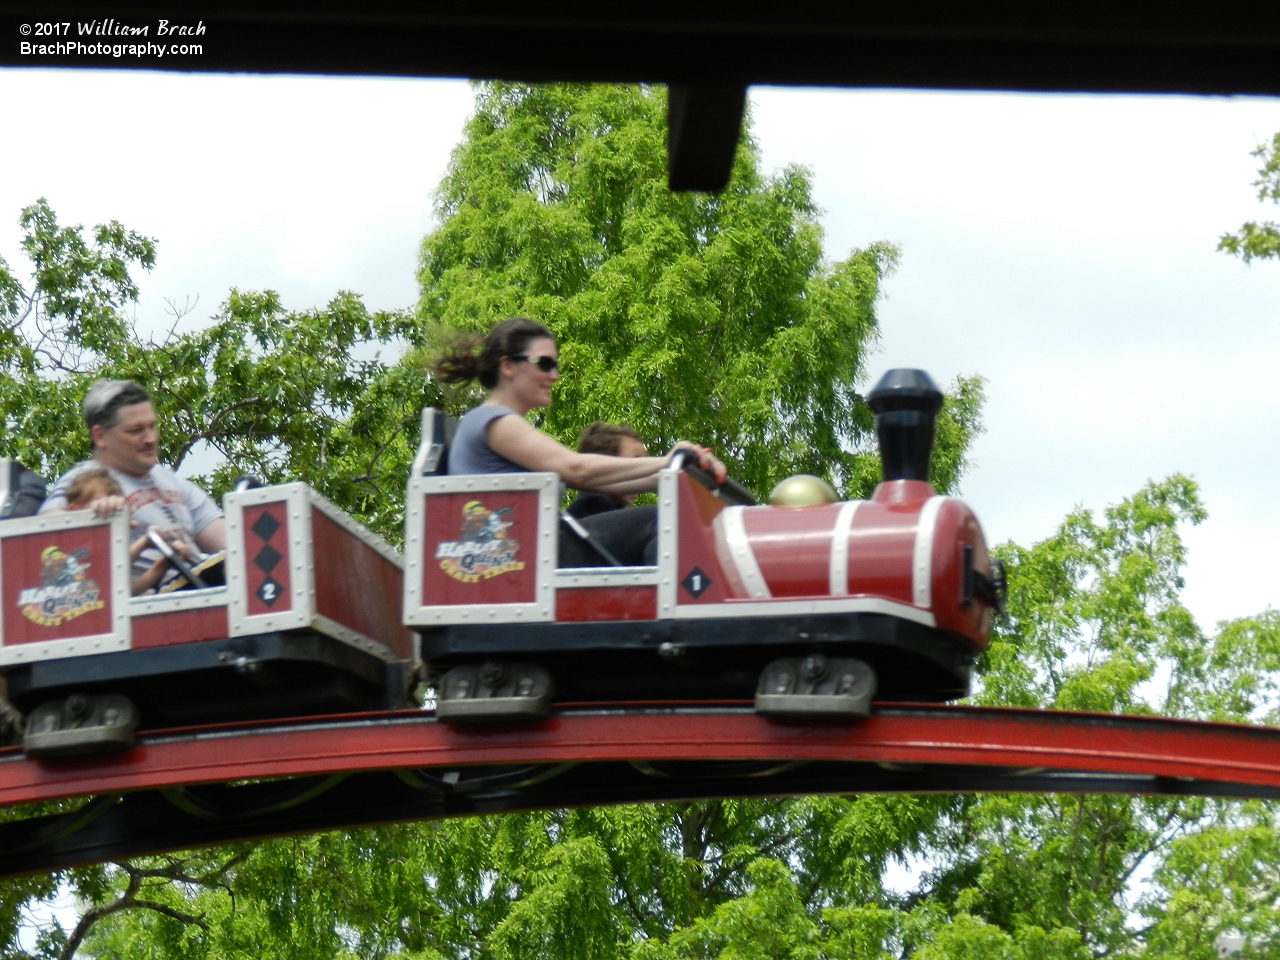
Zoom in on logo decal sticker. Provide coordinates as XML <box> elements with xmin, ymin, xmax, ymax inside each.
<box><xmin>436</xmin><ymin>501</ymin><xmax>525</xmax><ymax>583</ymax></box>
<box><xmin>17</xmin><ymin>545</ymin><xmax>105</xmax><ymax>626</ymax></box>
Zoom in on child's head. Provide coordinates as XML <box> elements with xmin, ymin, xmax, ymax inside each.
<box><xmin>65</xmin><ymin>467</ymin><xmax>123</xmax><ymax>509</ymax></box>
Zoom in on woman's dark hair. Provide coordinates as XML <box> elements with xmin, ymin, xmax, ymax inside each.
<box><xmin>432</xmin><ymin>317</ymin><xmax>555</xmax><ymax>390</ymax></box>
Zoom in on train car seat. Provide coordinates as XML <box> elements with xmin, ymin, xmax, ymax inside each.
<box><xmin>0</xmin><ymin>459</ymin><xmax>47</xmax><ymax>521</ymax></box>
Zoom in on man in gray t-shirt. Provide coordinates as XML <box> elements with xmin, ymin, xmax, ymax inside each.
<box><xmin>39</xmin><ymin>380</ymin><xmax>225</xmax><ymax>579</ymax></box>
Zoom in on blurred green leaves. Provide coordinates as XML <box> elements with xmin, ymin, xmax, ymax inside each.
<box><xmin>1219</xmin><ymin>131</ymin><xmax>1280</xmax><ymax>264</ymax></box>
<box><xmin>0</xmin><ymin>201</ymin><xmax>438</xmax><ymax>545</ymax></box>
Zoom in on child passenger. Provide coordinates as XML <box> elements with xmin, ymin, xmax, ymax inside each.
<box><xmin>64</xmin><ymin>467</ymin><xmax>192</xmax><ymax>595</ymax></box>
<box><xmin>566</xmin><ymin>422</ymin><xmax>648</xmax><ymax>519</ymax></box>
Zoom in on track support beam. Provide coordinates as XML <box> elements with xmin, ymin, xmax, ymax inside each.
<box><xmin>6</xmin><ymin>703</ymin><xmax>1280</xmax><ymax>877</ymax></box>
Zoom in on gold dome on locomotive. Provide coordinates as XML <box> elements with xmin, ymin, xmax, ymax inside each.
<box><xmin>768</xmin><ymin>474</ymin><xmax>839</xmax><ymax>507</ymax></box>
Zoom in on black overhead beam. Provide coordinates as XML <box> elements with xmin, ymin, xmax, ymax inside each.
<box><xmin>3</xmin><ymin>4</ymin><xmax>1277</xmax><ymax>194</ymax></box>
<box><xmin>5</xmin><ymin>2</ymin><xmax>1278</xmax><ymax>92</ymax></box>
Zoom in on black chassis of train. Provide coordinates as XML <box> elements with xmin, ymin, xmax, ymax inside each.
<box><xmin>418</xmin><ymin>612</ymin><xmax>980</xmax><ymax>705</ymax></box>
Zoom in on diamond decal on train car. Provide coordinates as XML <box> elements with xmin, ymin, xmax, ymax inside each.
<box><xmin>681</xmin><ymin>567</ymin><xmax>712</xmax><ymax>599</ymax></box>
<box><xmin>255</xmin><ymin>577</ymin><xmax>282</xmax><ymax>608</ymax></box>
<box><xmin>251</xmin><ymin>512</ymin><xmax>281</xmax><ymax>543</ymax></box>
<box><xmin>253</xmin><ymin>543</ymin><xmax>282</xmax><ymax>574</ymax></box>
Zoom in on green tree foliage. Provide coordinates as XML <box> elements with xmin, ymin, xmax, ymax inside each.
<box><xmin>416</xmin><ymin>82</ymin><xmax>980</xmax><ymax>499</ymax></box>
<box><xmin>1219</xmin><ymin>131</ymin><xmax>1280</xmax><ymax>264</ymax></box>
<box><xmin>0</xmin><ymin>200</ymin><xmax>437</xmax><ymax>543</ymax></box>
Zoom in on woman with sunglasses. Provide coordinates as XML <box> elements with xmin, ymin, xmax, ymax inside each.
<box><xmin>433</xmin><ymin>317</ymin><xmax>725</xmax><ymax>566</ymax></box>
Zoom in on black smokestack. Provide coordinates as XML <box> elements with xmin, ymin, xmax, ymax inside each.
<box><xmin>867</xmin><ymin>369</ymin><xmax>943</xmax><ymax>482</ymax></box>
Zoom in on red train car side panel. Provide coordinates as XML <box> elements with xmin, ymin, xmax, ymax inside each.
<box><xmin>709</xmin><ymin>481</ymin><xmax>927</xmax><ymax>607</ymax></box>
<box><xmin>312</xmin><ymin>509</ymin><xmax>415</xmax><ymax>659</ymax></box>
<box><xmin>674</xmin><ymin>477</ymin><xmax>731</xmax><ymax>605</ymax></box>
<box><xmin>556</xmin><ymin>586</ymin><xmax>658</xmax><ymax>622</ymax></box>
<box><xmin>741</xmin><ymin>502</ymin><xmax>843</xmax><ymax>598</ymax></box>
<box><xmin>1</xmin><ymin>523</ymin><xmax>115</xmax><ymax>644</ymax></box>
<box><xmin>131</xmin><ymin>606</ymin><xmax>230</xmax><ymax>649</ymax></box>
<box><xmin>844</xmin><ymin>483</ymin><xmax>929</xmax><ymax>607</ymax></box>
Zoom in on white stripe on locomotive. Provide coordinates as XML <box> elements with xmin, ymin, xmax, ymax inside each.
<box><xmin>718</xmin><ymin>505</ymin><xmax>772</xmax><ymax>600</ymax></box>
<box><xmin>911</xmin><ymin>496</ymin><xmax>950</xmax><ymax>609</ymax></box>
<box><xmin>827</xmin><ymin>500</ymin><xmax>861</xmax><ymax>596</ymax></box>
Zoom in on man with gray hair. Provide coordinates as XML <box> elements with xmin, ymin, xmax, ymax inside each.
<box><xmin>39</xmin><ymin>380</ymin><xmax>225</xmax><ymax>579</ymax></box>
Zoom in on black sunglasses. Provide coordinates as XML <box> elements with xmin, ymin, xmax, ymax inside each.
<box><xmin>510</xmin><ymin>354</ymin><xmax>559</xmax><ymax>373</ymax></box>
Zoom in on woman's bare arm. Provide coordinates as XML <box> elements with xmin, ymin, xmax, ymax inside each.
<box><xmin>486</xmin><ymin>414</ymin><xmax>724</xmax><ymax>489</ymax></box>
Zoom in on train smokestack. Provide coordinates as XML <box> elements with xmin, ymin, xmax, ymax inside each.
<box><xmin>867</xmin><ymin>369</ymin><xmax>943</xmax><ymax>482</ymax></box>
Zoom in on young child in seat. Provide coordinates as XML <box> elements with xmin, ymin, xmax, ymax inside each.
<box><xmin>63</xmin><ymin>467</ymin><xmax>192</xmax><ymax>595</ymax></box>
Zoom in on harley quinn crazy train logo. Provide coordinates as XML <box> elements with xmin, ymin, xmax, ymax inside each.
<box><xmin>435</xmin><ymin>501</ymin><xmax>524</xmax><ymax>583</ymax></box>
<box><xmin>16</xmin><ymin>545</ymin><xmax>104</xmax><ymax>626</ymax></box>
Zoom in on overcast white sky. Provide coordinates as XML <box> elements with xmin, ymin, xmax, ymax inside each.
<box><xmin>1</xmin><ymin>69</ymin><xmax>1278</xmax><ymax>634</ymax></box>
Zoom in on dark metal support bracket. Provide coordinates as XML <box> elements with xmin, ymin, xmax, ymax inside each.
<box><xmin>667</xmin><ymin>85</ymin><xmax>747</xmax><ymax>192</ymax></box>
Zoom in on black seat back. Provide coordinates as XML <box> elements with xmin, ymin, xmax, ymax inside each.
<box><xmin>0</xmin><ymin>459</ymin><xmax>47</xmax><ymax>520</ymax></box>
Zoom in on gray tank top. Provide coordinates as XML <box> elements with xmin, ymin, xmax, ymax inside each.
<box><xmin>449</xmin><ymin>405</ymin><xmax>528</xmax><ymax>475</ymax></box>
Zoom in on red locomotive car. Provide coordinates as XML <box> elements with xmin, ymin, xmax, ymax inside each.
<box><xmin>404</xmin><ymin>369</ymin><xmax>1004</xmax><ymax>722</ymax></box>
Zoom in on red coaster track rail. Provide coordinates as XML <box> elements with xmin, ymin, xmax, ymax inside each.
<box><xmin>4</xmin><ymin>702</ymin><xmax>1280</xmax><ymax>878</ymax></box>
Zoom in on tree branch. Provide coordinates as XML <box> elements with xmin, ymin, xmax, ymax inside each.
<box><xmin>58</xmin><ymin>868</ymin><xmax>141</xmax><ymax>960</ymax></box>
<box><xmin>170</xmin><ymin>397</ymin><xmax>264</xmax><ymax>469</ymax></box>
<box><xmin>129</xmin><ymin>899</ymin><xmax>209</xmax><ymax>930</ymax></box>
<box><xmin>55</xmin><ymin>850</ymin><xmax>248</xmax><ymax>959</ymax></box>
